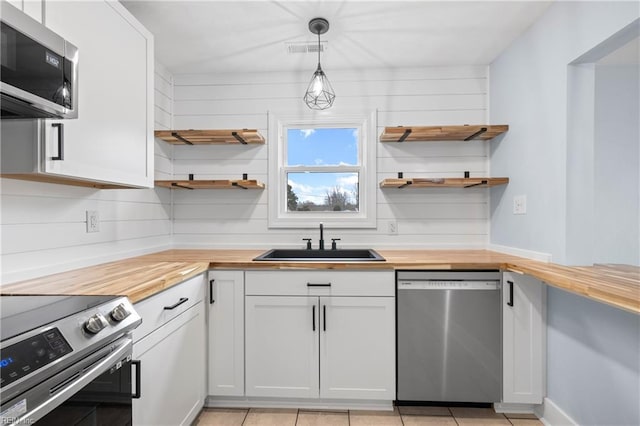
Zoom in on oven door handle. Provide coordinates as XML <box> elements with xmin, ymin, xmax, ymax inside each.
<box><xmin>16</xmin><ymin>337</ymin><xmax>133</xmax><ymax>425</ymax></box>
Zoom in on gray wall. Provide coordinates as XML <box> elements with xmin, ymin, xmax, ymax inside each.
<box><xmin>594</xmin><ymin>65</ymin><xmax>639</xmax><ymax>265</ymax></box>
<box><xmin>489</xmin><ymin>2</ymin><xmax>640</xmax><ymax>425</ymax></box>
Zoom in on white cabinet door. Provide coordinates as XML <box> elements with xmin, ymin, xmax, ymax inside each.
<box><xmin>42</xmin><ymin>1</ymin><xmax>153</xmax><ymax>188</ymax></box>
<box><xmin>319</xmin><ymin>297</ymin><xmax>395</xmax><ymax>400</ymax></box>
<box><xmin>208</xmin><ymin>270</ymin><xmax>244</xmax><ymax>396</ymax></box>
<box><xmin>503</xmin><ymin>272</ymin><xmax>546</xmax><ymax>404</ymax></box>
<box><xmin>133</xmin><ymin>302</ymin><xmax>206</xmax><ymax>426</ymax></box>
<box><xmin>245</xmin><ymin>296</ymin><xmax>319</xmax><ymax>398</ymax></box>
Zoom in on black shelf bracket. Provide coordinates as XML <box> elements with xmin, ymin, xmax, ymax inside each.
<box><xmin>172</xmin><ymin>182</ymin><xmax>194</xmax><ymax>190</ymax></box>
<box><xmin>242</xmin><ymin>173</ymin><xmax>248</xmax><ymax>180</ymax></box>
<box><xmin>464</xmin><ymin>180</ymin><xmax>488</xmax><ymax>188</ymax></box>
<box><xmin>398</xmin><ymin>181</ymin><xmax>412</xmax><ymax>189</ymax></box>
<box><xmin>397</xmin><ymin>128</ymin><xmax>412</xmax><ymax>142</ymax></box>
<box><xmin>232</xmin><ymin>131</ymin><xmax>248</xmax><ymax>145</ymax></box>
<box><xmin>397</xmin><ymin>172</ymin><xmax>403</xmax><ymax>179</ymax></box>
<box><xmin>189</xmin><ymin>174</ymin><xmax>194</xmax><ymax>181</ymax></box>
<box><xmin>464</xmin><ymin>127</ymin><xmax>488</xmax><ymax>141</ymax></box>
<box><xmin>171</xmin><ymin>132</ymin><xmax>193</xmax><ymax>145</ymax></box>
<box><xmin>232</xmin><ymin>181</ymin><xmax>248</xmax><ymax>190</ymax></box>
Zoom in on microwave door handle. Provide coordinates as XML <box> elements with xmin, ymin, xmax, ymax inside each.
<box><xmin>14</xmin><ymin>338</ymin><xmax>132</xmax><ymax>425</ymax></box>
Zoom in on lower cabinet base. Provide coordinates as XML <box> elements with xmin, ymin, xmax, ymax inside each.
<box><xmin>205</xmin><ymin>396</ymin><xmax>394</xmax><ymax>412</ymax></box>
<box><xmin>493</xmin><ymin>402</ymin><xmax>542</xmax><ymax>415</ymax></box>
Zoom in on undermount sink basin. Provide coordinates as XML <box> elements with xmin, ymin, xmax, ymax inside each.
<box><xmin>253</xmin><ymin>248</ymin><xmax>385</xmax><ymax>262</ymax></box>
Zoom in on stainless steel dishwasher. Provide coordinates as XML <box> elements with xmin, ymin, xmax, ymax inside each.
<box><xmin>396</xmin><ymin>270</ymin><xmax>502</xmax><ymax>403</ymax></box>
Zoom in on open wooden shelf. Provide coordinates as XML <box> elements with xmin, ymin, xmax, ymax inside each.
<box><xmin>380</xmin><ymin>177</ymin><xmax>509</xmax><ymax>189</ymax></box>
<box><xmin>154</xmin><ymin>129</ymin><xmax>265</xmax><ymax>145</ymax></box>
<box><xmin>155</xmin><ymin>179</ymin><xmax>265</xmax><ymax>190</ymax></box>
<box><xmin>380</xmin><ymin>125</ymin><xmax>508</xmax><ymax>142</ymax></box>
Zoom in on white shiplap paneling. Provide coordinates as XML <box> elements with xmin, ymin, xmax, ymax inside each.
<box><xmin>0</xmin><ymin>61</ymin><xmax>175</xmax><ymax>284</ymax></box>
<box><xmin>168</xmin><ymin>66</ymin><xmax>491</xmax><ymax>248</ymax></box>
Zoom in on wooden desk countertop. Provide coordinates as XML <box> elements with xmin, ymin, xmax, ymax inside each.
<box><xmin>1</xmin><ymin>249</ymin><xmax>638</xmax><ymax>313</ymax></box>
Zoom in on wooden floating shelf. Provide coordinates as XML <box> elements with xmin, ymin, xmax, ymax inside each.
<box><xmin>155</xmin><ymin>179</ymin><xmax>265</xmax><ymax>190</ymax></box>
<box><xmin>380</xmin><ymin>177</ymin><xmax>509</xmax><ymax>189</ymax></box>
<box><xmin>154</xmin><ymin>129</ymin><xmax>265</xmax><ymax>145</ymax></box>
<box><xmin>380</xmin><ymin>125</ymin><xmax>509</xmax><ymax>142</ymax></box>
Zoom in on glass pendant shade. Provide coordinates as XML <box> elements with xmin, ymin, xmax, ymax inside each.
<box><xmin>304</xmin><ymin>18</ymin><xmax>335</xmax><ymax>110</ymax></box>
<box><xmin>304</xmin><ymin>63</ymin><xmax>335</xmax><ymax>110</ymax></box>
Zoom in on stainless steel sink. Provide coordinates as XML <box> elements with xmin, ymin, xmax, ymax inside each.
<box><xmin>253</xmin><ymin>248</ymin><xmax>385</xmax><ymax>262</ymax></box>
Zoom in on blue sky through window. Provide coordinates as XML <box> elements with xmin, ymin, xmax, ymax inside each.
<box><xmin>287</xmin><ymin>128</ymin><xmax>358</xmax><ymax>166</ymax></box>
<box><xmin>286</xmin><ymin>128</ymin><xmax>359</xmax><ymax>209</ymax></box>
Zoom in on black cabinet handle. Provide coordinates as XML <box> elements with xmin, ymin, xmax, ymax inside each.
<box><xmin>312</xmin><ymin>305</ymin><xmax>316</xmax><ymax>331</ymax></box>
<box><xmin>164</xmin><ymin>297</ymin><xmax>188</xmax><ymax>310</ymax></box>
<box><xmin>131</xmin><ymin>360</ymin><xmax>141</xmax><ymax>399</ymax></box>
<box><xmin>507</xmin><ymin>280</ymin><xmax>514</xmax><ymax>307</ymax></box>
<box><xmin>51</xmin><ymin>123</ymin><xmax>64</xmax><ymax>160</ymax></box>
<box><xmin>307</xmin><ymin>283</ymin><xmax>331</xmax><ymax>287</ymax></box>
<box><xmin>209</xmin><ymin>279</ymin><xmax>215</xmax><ymax>304</ymax></box>
<box><xmin>323</xmin><ymin>305</ymin><xmax>326</xmax><ymax>331</ymax></box>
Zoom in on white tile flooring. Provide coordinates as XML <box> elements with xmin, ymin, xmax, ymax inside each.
<box><xmin>194</xmin><ymin>406</ymin><xmax>543</xmax><ymax>426</ymax></box>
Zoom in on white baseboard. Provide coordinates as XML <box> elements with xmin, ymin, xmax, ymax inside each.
<box><xmin>536</xmin><ymin>397</ymin><xmax>578</xmax><ymax>426</ymax></box>
<box><xmin>494</xmin><ymin>402</ymin><xmax>539</xmax><ymax>414</ymax></box>
<box><xmin>205</xmin><ymin>396</ymin><xmax>393</xmax><ymax>411</ymax></box>
<box><xmin>488</xmin><ymin>244</ymin><xmax>552</xmax><ymax>262</ymax></box>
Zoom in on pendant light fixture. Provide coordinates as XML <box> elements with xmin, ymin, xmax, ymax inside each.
<box><xmin>303</xmin><ymin>17</ymin><xmax>335</xmax><ymax>110</ymax></box>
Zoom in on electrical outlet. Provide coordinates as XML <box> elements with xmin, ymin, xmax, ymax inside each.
<box><xmin>513</xmin><ymin>195</ymin><xmax>527</xmax><ymax>215</ymax></box>
<box><xmin>387</xmin><ymin>220</ymin><xmax>398</xmax><ymax>235</ymax></box>
<box><xmin>86</xmin><ymin>210</ymin><xmax>99</xmax><ymax>233</ymax></box>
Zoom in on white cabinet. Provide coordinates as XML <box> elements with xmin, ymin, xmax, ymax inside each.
<box><xmin>245</xmin><ymin>296</ymin><xmax>320</xmax><ymax>398</ymax></box>
<box><xmin>207</xmin><ymin>270</ymin><xmax>244</xmax><ymax>397</ymax></box>
<box><xmin>319</xmin><ymin>297</ymin><xmax>395</xmax><ymax>400</ymax></box>
<box><xmin>502</xmin><ymin>272</ymin><xmax>546</xmax><ymax>404</ymax></box>
<box><xmin>132</xmin><ymin>274</ymin><xmax>206</xmax><ymax>426</ymax></box>
<box><xmin>1</xmin><ymin>0</ymin><xmax>154</xmax><ymax>188</ymax></box>
<box><xmin>244</xmin><ymin>271</ymin><xmax>395</xmax><ymax>401</ymax></box>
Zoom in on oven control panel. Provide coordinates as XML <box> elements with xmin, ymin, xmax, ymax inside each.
<box><xmin>0</xmin><ymin>328</ymin><xmax>73</xmax><ymax>389</ymax></box>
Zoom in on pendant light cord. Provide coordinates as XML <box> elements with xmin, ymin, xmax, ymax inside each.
<box><xmin>317</xmin><ymin>31</ymin><xmax>321</xmax><ymax>67</ymax></box>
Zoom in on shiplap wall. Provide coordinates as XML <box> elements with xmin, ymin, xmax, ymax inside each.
<box><xmin>0</xmin><ymin>61</ymin><xmax>174</xmax><ymax>284</ymax></box>
<box><xmin>168</xmin><ymin>66</ymin><xmax>491</xmax><ymax>248</ymax></box>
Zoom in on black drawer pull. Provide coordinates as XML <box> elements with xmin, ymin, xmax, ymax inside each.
<box><xmin>507</xmin><ymin>281</ymin><xmax>514</xmax><ymax>307</ymax></box>
<box><xmin>164</xmin><ymin>297</ymin><xmax>189</xmax><ymax>310</ymax></box>
<box><xmin>131</xmin><ymin>360</ymin><xmax>141</xmax><ymax>399</ymax></box>
<box><xmin>209</xmin><ymin>279</ymin><xmax>215</xmax><ymax>304</ymax></box>
<box><xmin>307</xmin><ymin>282</ymin><xmax>331</xmax><ymax>287</ymax></box>
<box><xmin>312</xmin><ymin>305</ymin><xmax>316</xmax><ymax>331</ymax></box>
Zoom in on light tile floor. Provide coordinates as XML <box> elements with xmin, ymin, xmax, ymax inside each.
<box><xmin>194</xmin><ymin>406</ymin><xmax>543</xmax><ymax>426</ymax></box>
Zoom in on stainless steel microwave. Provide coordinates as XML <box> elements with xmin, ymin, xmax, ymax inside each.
<box><xmin>0</xmin><ymin>2</ymin><xmax>78</xmax><ymax>119</ymax></box>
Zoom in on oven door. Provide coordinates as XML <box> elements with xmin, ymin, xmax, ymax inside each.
<box><xmin>1</xmin><ymin>336</ymin><xmax>136</xmax><ymax>425</ymax></box>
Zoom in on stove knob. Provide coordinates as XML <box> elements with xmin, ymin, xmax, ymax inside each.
<box><xmin>110</xmin><ymin>303</ymin><xmax>131</xmax><ymax>322</ymax></box>
<box><xmin>84</xmin><ymin>313</ymin><xmax>108</xmax><ymax>335</ymax></box>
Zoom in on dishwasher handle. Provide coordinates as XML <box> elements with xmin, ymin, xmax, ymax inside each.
<box><xmin>397</xmin><ymin>280</ymin><xmax>500</xmax><ymax>290</ymax></box>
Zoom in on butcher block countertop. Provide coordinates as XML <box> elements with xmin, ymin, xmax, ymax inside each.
<box><xmin>0</xmin><ymin>259</ymin><xmax>209</xmax><ymax>303</ymax></box>
<box><xmin>1</xmin><ymin>249</ymin><xmax>638</xmax><ymax>313</ymax></box>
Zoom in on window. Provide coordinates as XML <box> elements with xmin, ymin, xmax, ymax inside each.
<box><xmin>268</xmin><ymin>113</ymin><xmax>376</xmax><ymax>228</ymax></box>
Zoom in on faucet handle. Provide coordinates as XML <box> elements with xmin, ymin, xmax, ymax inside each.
<box><xmin>302</xmin><ymin>238</ymin><xmax>312</xmax><ymax>250</ymax></box>
<box><xmin>331</xmin><ymin>238</ymin><xmax>341</xmax><ymax>250</ymax></box>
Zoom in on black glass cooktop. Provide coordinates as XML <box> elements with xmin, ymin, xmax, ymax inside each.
<box><xmin>0</xmin><ymin>295</ymin><xmax>118</xmax><ymax>341</ymax></box>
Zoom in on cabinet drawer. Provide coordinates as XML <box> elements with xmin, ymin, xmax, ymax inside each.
<box><xmin>133</xmin><ymin>273</ymin><xmax>205</xmax><ymax>342</ymax></box>
<box><xmin>245</xmin><ymin>271</ymin><xmax>394</xmax><ymax>297</ymax></box>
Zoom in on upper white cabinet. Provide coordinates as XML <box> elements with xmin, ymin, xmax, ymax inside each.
<box><xmin>244</xmin><ymin>271</ymin><xmax>395</xmax><ymax>401</ymax></box>
<box><xmin>0</xmin><ymin>0</ymin><xmax>154</xmax><ymax>188</ymax></box>
<box><xmin>207</xmin><ymin>270</ymin><xmax>245</xmax><ymax>397</ymax></box>
<box><xmin>502</xmin><ymin>272</ymin><xmax>546</xmax><ymax>404</ymax></box>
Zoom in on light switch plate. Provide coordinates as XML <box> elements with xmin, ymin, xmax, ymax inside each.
<box><xmin>387</xmin><ymin>220</ymin><xmax>398</xmax><ymax>235</ymax></box>
<box><xmin>513</xmin><ymin>195</ymin><xmax>527</xmax><ymax>215</ymax></box>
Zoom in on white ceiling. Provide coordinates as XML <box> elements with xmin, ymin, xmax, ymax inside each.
<box><xmin>121</xmin><ymin>0</ymin><xmax>553</xmax><ymax>75</ymax></box>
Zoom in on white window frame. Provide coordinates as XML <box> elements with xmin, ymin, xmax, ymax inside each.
<box><xmin>268</xmin><ymin>111</ymin><xmax>377</xmax><ymax>229</ymax></box>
